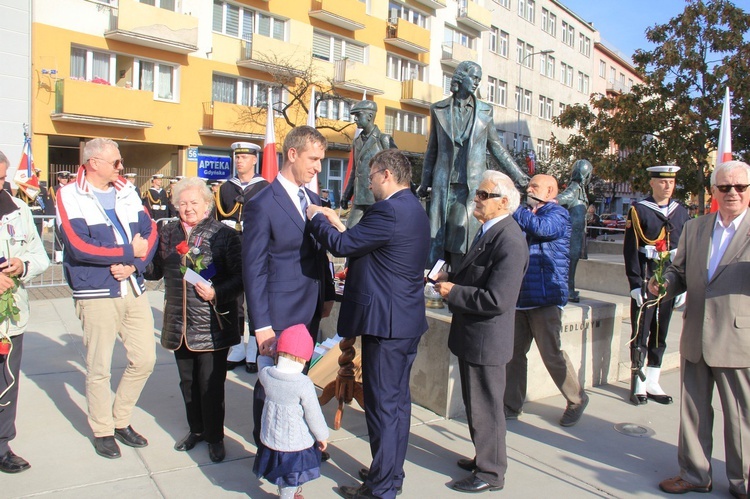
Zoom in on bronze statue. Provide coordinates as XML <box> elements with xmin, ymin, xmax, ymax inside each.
<box><xmin>342</xmin><ymin>100</ymin><xmax>396</xmax><ymax>228</ymax></box>
<box><xmin>419</xmin><ymin>60</ymin><xmax>529</xmax><ymax>268</ymax></box>
<box><xmin>555</xmin><ymin>159</ymin><xmax>593</xmax><ymax>302</ymax></box>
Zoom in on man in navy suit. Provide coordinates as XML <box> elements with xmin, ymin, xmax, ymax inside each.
<box><xmin>435</xmin><ymin>170</ymin><xmax>529</xmax><ymax>493</ymax></box>
<box><xmin>307</xmin><ymin>149</ymin><xmax>430</xmax><ymax>499</ymax></box>
<box><xmin>242</xmin><ymin>125</ymin><xmax>335</xmax><ymax>444</ymax></box>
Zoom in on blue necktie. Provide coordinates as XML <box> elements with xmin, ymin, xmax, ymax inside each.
<box><xmin>470</xmin><ymin>228</ymin><xmax>483</xmax><ymax>250</ymax></box>
<box><xmin>298</xmin><ymin>188</ymin><xmax>308</xmax><ymax>220</ymax></box>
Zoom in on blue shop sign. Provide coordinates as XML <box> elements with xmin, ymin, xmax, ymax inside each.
<box><xmin>197</xmin><ymin>154</ymin><xmax>231</xmax><ymax>180</ymax></box>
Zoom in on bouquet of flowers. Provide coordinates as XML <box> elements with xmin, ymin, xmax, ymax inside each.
<box><xmin>650</xmin><ymin>238</ymin><xmax>671</xmax><ymax>297</ymax></box>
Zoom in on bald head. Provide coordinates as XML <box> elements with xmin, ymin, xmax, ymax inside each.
<box><xmin>527</xmin><ymin>175</ymin><xmax>558</xmax><ymax>206</ymax></box>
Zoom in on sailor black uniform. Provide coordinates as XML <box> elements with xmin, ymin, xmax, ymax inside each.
<box><xmin>216</xmin><ymin>176</ymin><xmax>268</xmax><ymax>232</ymax></box>
<box><xmin>142</xmin><ymin>187</ymin><xmax>170</xmax><ymax>219</ymax></box>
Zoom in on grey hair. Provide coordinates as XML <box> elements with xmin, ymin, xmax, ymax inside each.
<box><xmin>82</xmin><ymin>138</ymin><xmax>119</xmax><ymax>164</ymax></box>
<box><xmin>483</xmin><ymin>170</ymin><xmax>521</xmax><ymax>213</ymax></box>
<box><xmin>0</xmin><ymin>150</ymin><xmax>8</xmax><ymax>167</ymax></box>
<box><xmin>171</xmin><ymin>177</ymin><xmax>215</xmax><ymax>210</ymax></box>
<box><xmin>711</xmin><ymin>160</ymin><xmax>750</xmax><ymax>186</ymax></box>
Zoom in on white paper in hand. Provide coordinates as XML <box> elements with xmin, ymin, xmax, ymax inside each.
<box><xmin>183</xmin><ymin>268</ymin><xmax>211</xmax><ymax>287</ymax></box>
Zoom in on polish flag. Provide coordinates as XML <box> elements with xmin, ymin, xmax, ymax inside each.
<box><xmin>305</xmin><ymin>87</ymin><xmax>319</xmax><ymax>194</ymax></box>
<box><xmin>710</xmin><ymin>87</ymin><xmax>733</xmax><ymax>213</ymax></box>
<box><xmin>261</xmin><ymin>87</ymin><xmax>278</xmax><ymax>183</ymax></box>
<box><xmin>14</xmin><ymin>135</ymin><xmax>40</xmax><ymax>200</ymax></box>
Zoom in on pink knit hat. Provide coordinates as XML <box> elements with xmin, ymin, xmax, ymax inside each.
<box><xmin>277</xmin><ymin>324</ymin><xmax>314</xmax><ymax>362</ymax></box>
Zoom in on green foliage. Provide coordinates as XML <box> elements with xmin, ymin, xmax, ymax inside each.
<box><xmin>553</xmin><ymin>0</ymin><xmax>750</xmax><ymax>197</ymax></box>
<box><xmin>0</xmin><ymin>277</ymin><xmax>20</xmax><ymax>334</ymax></box>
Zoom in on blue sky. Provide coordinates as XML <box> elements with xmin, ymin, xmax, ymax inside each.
<box><xmin>559</xmin><ymin>1</ymin><xmax>690</xmax><ymax>62</ymax></box>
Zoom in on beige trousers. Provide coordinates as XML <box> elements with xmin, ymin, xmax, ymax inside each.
<box><xmin>75</xmin><ymin>288</ymin><xmax>155</xmax><ymax>437</ymax></box>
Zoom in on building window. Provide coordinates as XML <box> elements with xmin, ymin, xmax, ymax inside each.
<box><xmin>523</xmin><ymin>89</ymin><xmax>532</xmax><ymax>114</ymax></box>
<box><xmin>135</xmin><ymin>59</ymin><xmax>177</xmax><ymax>101</ymax></box>
<box><xmin>538</xmin><ymin>95</ymin><xmax>553</xmax><ymax>120</ymax></box>
<box><xmin>325</xmin><ymin>158</ymin><xmax>344</xmax><ymax>207</ymax></box>
<box><xmin>487</xmin><ymin>76</ymin><xmax>507</xmax><ymax>106</ymax></box>
<box><xmin>388</xmin><ymin>2</ymin><xmax>428</xmax><ymax>28</ymax></box>
<box><xmin>578</xmin><ymin>33</ymin><xmax>591</xmax><ymax>57</ymax></box>
<box><xmin>537</xmin><ymin>139</ymin><xmax>550</xmax><ymax>159</ymax></box>
<box><xmin>489</xmin><ymin>26</ymin><xmax>498</xmax><ymax>53</ymax></box>
<box><xmin>514</xmin><ymin>86</ymin><xmax>521</xmax><ymax>111</ymax></box>
<box><xmin>577</xmin><ymin>71</ymin><xmax>589</xmax><ymax>93</ymax></box>
<box><xmin>444</xmin><ymin>25</ymin><xmax>474</xmax><ymax>49</ymax></box>
<box><xmin>212</xmin><ymin>1</ymin><xmax>285</xmax><ymax>41</ymax></box>
<box><xmin>541</xmin><ymin>8</ymin><xmax>556</xmax><ymax>36</ymax></box>
<box><xmin>517</xmin><ymin>40</ymin><xmax>534</xmax><ymax>67</ymax></box>
<box><xmin>540</xmin><ymin>53</ymin><xmax>554</xmax><ymax>78</ymax></box>
<box><xmin>312</xmin><ymin>31</ymin><xmax>366</xmax><ymax>63</ymax></box>
<box><xmin>211</xmin><ymin>73</ymin><xmax>282</xmax><ymax>109</ymax></box>
<box><xmin>494</xmin><ymin>0</ymin><xmax>510</xmax><ymax>8</ymax></box>
<box><xmin>387</xmin><ymin>55</ymin><xmax>424</xmax><ymax>81</ymax></box>
<box><xmin>498</xmin><ymin>30</ymin><xmax>509</xmax><ymax>57</ymax></box>
<box><xmin>599</xmin><ymin>60</ymin><xmax>606</xmax><ymax>78</ymax></box>
<box><xmin>318</xmin><ymin>98</ymin><xmax>351</xmax><ymax>121</ymax></box>
<box><xmin>561</xmin><ymin>21</ymin><xmax>574</xmax><ymax>47</ymax></box>
<box><xmin>518</xmin><ymin>0</ymin><xmax>535</xmax><ymax>23</ymax></box>
<box><xmin>442</xmin><ymin>72</ymin><xmax>452</xmax><ymax>95</ymax></box>
<box><xmin>560</xmin><ymin>62</ymin><xmax>573</xmax><ymax>87</ymax></box>
<box><xmin>70</xmin><ymin>47</ymin><xmax>115</xmax><ymax>83</ymax></box>
<box><xmin>140</xmin><ymin>0</ymin><xmax>176</xmax><ymax>11</ymax></box>
<box><xmin>384</xmin><ymin>108</ymin><xmax>426</xmax><ymax>135</ymax></box>
<box><xmin>559</xmin><ymin>102</ymin><xmax>567</xmax><ymax>115</ymax></box>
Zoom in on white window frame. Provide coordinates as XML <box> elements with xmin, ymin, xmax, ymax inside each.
<box><xmin>313</xmin><ymin>31</ymin><xmax>366</xmax><ymax>63</ymax></box>
<box><xmin>134</xmin><ymin>58</ymin><xmax>179</xmax><ymax>102</ymax></box>
<box><xmin>599</xmin><ymin>60</ymin><xmax>606</xmax><ymax>78</ymax></box>
<box><xmin>318</xmin><ymin>98</ymin><xmax>352</xmax><ymax>121</ymax></box>
<box><xmin>212</xmin><ymin>1</ymin><xmax>286</xmax><ymax>41</ymax></box>
<box><xmin>386</xmin><ymin>54</ymin><xmax>425</xmax><ymax>82</ymax></box>
<box><xmin>499</xmin><ymin>30</ymin><xmax>509</xmax><ymax>57</ymax></box>
<box><xmin>540</xmin><ymin>53</ymin><xmax>554</xmax><ymax>78</ymax></box>
<box><xmin>489</xmin><ymin>26</ymin><xmax>498</xmax><ymax>54</ymax></box>
<box><xmin>384</xmin><ymin>108</ymin><xmax>426</xmax><ymax>135</ymax></box>
<box><xmin>70</xmin><ymin>47</ymin><xmax>116</xmax><ymax>83</ymax></box>
<box><xmin>562</xmin><ymin>21</ymin><xmax>574</xmax><ymax>47</ymax></box>
<box><xmin>388</xmin><ymin>2</ymin><xmax>429</xmax><ymax>28</ymax></box>
<box><xmin>523</xmin><ymin>89</ymin><xmax>532</xmax><ymax>114</ymax></box>
<box><xmin>578</xmin><ymin>33</ymin><xmax>591</xmax><ymax>57</ymax></box>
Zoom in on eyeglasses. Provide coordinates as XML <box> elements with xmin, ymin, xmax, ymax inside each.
<box><xmin>368</xmin><ymin>169</ymin><xmax>387</xmax><ymax>183</ymax></box>
<box><xmin>91</xmin><ymin>157</ymin><xmax>124</xmax><ymax>168</ymax></box>
<box><xmin>475</xmin><ymin>190</ymin><xmax>503</xmax><ymax>201</ymax></box>
<box><xmin>715</xmin><ymin>184</ymin><xmax>750</xmax><ymax>193</ymax></box>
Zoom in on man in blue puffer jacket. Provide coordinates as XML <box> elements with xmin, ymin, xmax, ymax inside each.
<box><xmin>504</xmin><ymin>174</ymin><xmax>589</xmax><ymax>427</ymax></box>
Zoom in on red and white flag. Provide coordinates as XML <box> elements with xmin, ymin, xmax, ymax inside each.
<box><xmin>305</xmin><ymin>87</ymin><xmax>318</xmax><ymax>194</ymax></box>
<box><xmin>710</xmin><ymin>86</ymin><xmax>733</xmax><ymax>213</ymax></box>
<box><xmin>14</xmin><ymin>135</ymin><xmax>40</xmax><ymax>200</ymax></box>
<box><xmin>261</xmin><ymin>87</ymin><xmax>278</xmax><ymax>183</ymax></box>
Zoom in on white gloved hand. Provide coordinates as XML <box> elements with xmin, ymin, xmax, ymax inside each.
<box><xmin>630</xmin><ymin>288</ymin><xmax>644</xmax><ymax>307</ymax></box>
<box><xmin>673</xmin><ymin>292</ymin><xmax>686</xmax><ymax>308</ymax></box>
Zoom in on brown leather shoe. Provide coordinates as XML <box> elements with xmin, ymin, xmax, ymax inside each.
<box><xmin>659</xmin><ymin>476</ymin><xmax>711</xmax><ymax>494</ymax></box>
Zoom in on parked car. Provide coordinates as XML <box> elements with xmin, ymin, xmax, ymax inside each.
<box><xmin>600</xmin><ymin>213</ymin><xmax>627</xmax><ymax>230</ymax></box>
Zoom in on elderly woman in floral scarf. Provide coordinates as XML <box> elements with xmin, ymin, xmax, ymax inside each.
<box><xmin>146</xmin><ymin>177</ymin><xmax>243</xmax><ymax>463</ymax></box>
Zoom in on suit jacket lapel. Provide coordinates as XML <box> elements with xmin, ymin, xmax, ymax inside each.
<box><xmin>271</xmin><ymin>180</ymin><xmax>306</xmax><ymax>232</ymax></box>
<box><xmin>693</xmin><ymin>214</ymin><xmax>713</xmax><ymax>285</ymax></box>
<box><xmin>710</xmin><ymin>210</ymin><xmax>750</xmax><ymax>282</ymax></box>
<box><xmin>454</xmin><ymin>217</ymin><xmax>508</xmax><ymax>275</ymax></box>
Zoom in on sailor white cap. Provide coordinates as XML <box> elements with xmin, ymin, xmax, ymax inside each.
<box><xmin>647</xmin><ymin>165</ymin><xmax>680</xmax><ymax>178</ymax></box>
<box><xmin>231</xmin><ymin>142</ymin><xmax>261</xmax><ymax>155</ymax></box>
<box><xmin>151</xmin><ymin>173</ymin><xmax>164</xmax><ymax>179</ymax></box>
<box><xmin>123</xmin><ymin>173</ymin><xmax>137</xmax><ymax>178</ymax></box>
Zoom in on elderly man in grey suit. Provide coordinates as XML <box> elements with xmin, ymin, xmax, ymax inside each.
<box><xmin>435</xmin><ymin>170</ymin><xmax>529</xmax><ymax>493</ymax></box>
<box><xmin>341</xmin><ymin>100</ymin><xmax>396</xmax><ymax>228</ymax></box>
<box><xmin>650</xmin><ymin>160</ymin><xmax>750</xmax><ymax>497</ymax></box>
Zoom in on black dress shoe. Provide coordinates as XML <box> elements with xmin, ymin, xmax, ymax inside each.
<box><xmin>114</xmin><ymin>426</ymin><xmax>148</xmax><ymax>448</ymax></box>
<box><xmin>451</xmin><ymin>474</ymin><xmax>504</xmax><ymax>493</ymax></box>
<box><xmin>0</xmin><ymin>450</ymin><xmax>30</xmax><ymax>473</ymax></box>
<box><xmin>630</xmin><ymin>393</ymin><xmax>648</xmax><ymax>405</ymax></box>
<box><xmin>174</xmin><ymin>432</ymin><xmax>203</xmax><ymax>451</ymax></box>
<box><xmin>208</xmin><ymin>441</ymin><xmax>225</xmax><ymax>462</ymax></box>
<box><xmin>226</xmin><ymin>360</ymin><xmax>244</xmax><ymax>371</ymax></box>
<box><xmin>457</xmin><ymin>457</ymin><xmax>477</xmax><ymax>471</ymax></box>
<box><xmin>321</xmin><ymin>450</ymin><xmax>330</xmax><ymax>462</ymax></box>
<box><xmin>338</xmin><ymin>483</ymin><xmax>377</xmax><ymax>499</ymax></box>
<box><xmin>245</xmin><ymin>362</ymin><xmax>258</xmax><ymax>373</ymax></box>
<box><xmin>647</xmin><ymin>392</ymin><xmax>673</xmax><ymax>404</ymax></box>
<box><xmin>94</xmin><ymin>436</ymin><xmax>121</xmax><ymax>459</ymax></box>
<box><xmin>357</xmin><ymin>468</ymin><xmax>402</xmax><ymax>495</ymax></box>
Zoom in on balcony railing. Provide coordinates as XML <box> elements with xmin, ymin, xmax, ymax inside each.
<box><xmin>309</xmin><ymin>0</ymin><xmax>366</xmax><ymax>31</ymax></box>
<box><xmin>198</xmin><ymin>101</ymin><xmax>264</xmax><ymax>139</ymax></box>
<box><xmin>385</xmin><ymin>18</ymin><xmax>430</xmax><ymax>54</ymax></box>
<box><xmin>400</xmin><ymin>79</ymin><xmax>442</xmax><ymax>109</ymax></box>
<box><xmin>456</xmin><ymin>2</ymin><xmax>491</xmax><ymax>32</ymax></box>
<box><xmin>333</xmin><ymin>59</ymin><xmax>385</xmax><ymax>95</ymax></box>
<box><xmin>606</xmin><ymin>79</ymin><xmax>630</xmax><ymax>95</ymax></box>
<box><xmin>440</xmin><ymin>42</ymin><xmax>477</xmax><ymax>68</ymax></box>
<box><xmin>52</xmin><ymin>79</ymin><xmax>153</xmax><ymax>129</ymax></box>
<box><xmin>238</xmin><ymin>35</ymin><xmax>305</xmax><ymax>77</ymax></box>
<box><xmin>412</xmin><ymin>0</ymin><xmax>446</xmax><ymax>8</ymax></box>
<box><xmin>105</xmin><ymin>0</ymin><xmax>198</xmax><ymax>54</ymax></box>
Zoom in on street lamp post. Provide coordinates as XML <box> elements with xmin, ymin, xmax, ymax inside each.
<box><xmin>516</xmin><ymin>49</ymin><xmax>554</xmax><ymax>152</ymax></box>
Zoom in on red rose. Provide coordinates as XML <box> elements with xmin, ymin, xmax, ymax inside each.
<box><xmin>176</xmin><ymin>241</ymin><xmax>190</xmax><ymax>255</ymax></box>
<box><xmin>655</xmin><ymin>239</ymin><xmax>668</xmax><ymax>252</ymax></box>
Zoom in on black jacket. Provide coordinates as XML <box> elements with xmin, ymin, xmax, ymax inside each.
<box><xmin>147</xmin><ymin>217</ymin><xmax>243</xmax><ymax>351</ymax></box>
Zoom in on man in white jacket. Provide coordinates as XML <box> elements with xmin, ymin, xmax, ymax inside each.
<box><xmin>0</xmin><ymin>150</ymin><xmax>50</xmax><ymax>473</ymax></box>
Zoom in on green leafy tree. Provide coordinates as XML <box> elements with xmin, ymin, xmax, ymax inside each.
<box><xmin>553</xmin><ymin>0</ymin><xmax>750</xmax><ymax>207</ymax></box>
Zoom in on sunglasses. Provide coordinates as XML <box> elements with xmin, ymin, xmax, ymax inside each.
<box><xmin>475</xmin><ymin>190</ymin><xmax>503</xmax><ymax>201</ymax></box>
<box><xmin>91</xmin><ymin>157</ymin><xmax>124</xmax><ymax>168</ymax></box>
<box><xmin>715</xmin><ymin>184</ymin><xmax>750</xmax><ymax>193</ymax></box>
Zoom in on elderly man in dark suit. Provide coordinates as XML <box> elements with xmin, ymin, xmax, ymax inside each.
<box><xmin>419</xmin><ymin>60</ymin><xmax>529</xmax><ymax>269</ymax></box>
<box><xmin>242</xmin><ymin>126</ymin><xmax>335</xmax><ymax>446</ymax></box>
<box><xmin>435</xmin><ymin>170</ymin><xmax>529</xmax><ymax>493</ymax></box>
<box><xmin>341</xmin><ymin>100</ymin><xmax>396</xmax><ymax>226</ymax></box>
<box><xmin>649</xmin><ymin>160</ymin><xmax>750</xmax><ymax>497</ymax></box>
<box><xmin>307</xmin><ymin>149</ymin><xmax>430</xmax><ymax>499</ymax></box>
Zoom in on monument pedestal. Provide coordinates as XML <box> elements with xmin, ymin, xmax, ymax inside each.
<box><xmin>319</xmin><ymin>297</ymin><xmax>623</xmax><ymax>420</ymax></box>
